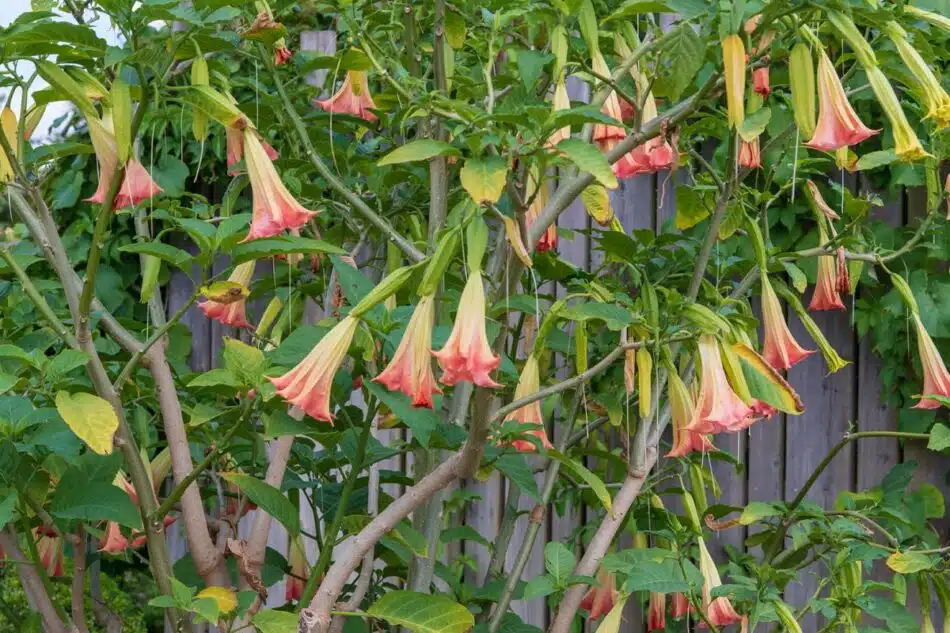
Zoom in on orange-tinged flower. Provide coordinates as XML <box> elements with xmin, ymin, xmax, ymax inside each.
<box><xmin>864</xmin><ymin>65</ymin><xmax>930</xmax><ymax>161</ymax></box>
<box><xmin>753</xmin><ymin>67</ymin><xmax>770</xmax><ymax>98</ymax></box>
<box><xmin>226</xmin><ymin>126</ymin><xmax>278</xmax><ymax>176</ymax></box>
<box><xmin>86</xmin><ymin>117</ymin><xmax>163</xmax><ymax>210</ymax></box>
<box><xmin>433</xmin><ymin>271</ymin><xmax>501</xmax><ymax>388</ymax></box>
<box><xmin>244</xmin><ymin>128</ymin><xmax>315</xmax><ymax>241</ymax></box>
<box><xmin>809</xmin><ymin>231</ymin><xmax>845</xmax><ymax>312</ymax></box>
<box><xmin>199</xmin><ymin>261</ymin><xmax>256</xmax><ymax>329</ymax></box>
<box><xmin>547</xmin><ymin>79</ymin><xmax>572</xmax><ymax>148</ymax></box>
<box><xmin>805</xmin><ymin>50</ymin><xmax>878</xmax><ymax>151</ymax></box>
<box><xmin>592</xmin><ymin>52</ymin><xmax>626</xmax><ymax>149</ymax></box>
<box><xmin>667</xmin><ymin>369</ymin><xmax>716</xmax><ymax>457</ymax></box>
<box><xmin>761</xmin><ymin>275</ymin><xmax>814</xmax><ymax>370</ymax></box>
<box><xmin>580</xmin><ymin>567</ymin><xmax>619</xmax><ymax>620</ymax></box>
<box><xmin>524</xmin><ymin>167</ymin><xmax>557</xmax><ymax>253</ymax></box>
<box><xmin>698</xmin><ymin>536</ymin><xmax>742</xmax><ymax>627</ymax></box>
<box><xmin>738</xmin><ymin>137</ymin><xmax>761</xmax><ymax>168</ymax></box>
<box><xmin>804</xmin><ymin>180</ymin><xmax>841</xmax><ymax>220</ymax></box>
<box><xmin>374</xmin><ymin>295</ymin><xmax>441</xmax><ymax>408</ymax></box>
<box><xmin>505</xmin><ymin>354</ymin><xmax>553</xmax><ymax>452</ymax></box>
<box><xmin>316</xmin><ymin>70</ymin><xmax>378</xmax><ymax>122</ymax></box>
<box><xmin>688</xmin><ymin>335</ymin><xmax>752</xmax><ymax>434</ymax></box>
<box><xmin>912</xmin><ymin>313</ymin><xmax>950</xmax><ymax>409</ymax></box>
<box><xmin>33</xmin><ymin>526</ymin><xmax>63</xmax><ymax>577</ymax></box>
<box><xmin>285</xmin><ymin>535</ymin><xmax>309</xmax><ymax>602</ymax></box>
<box><xmin>270</xmin><ymin>315</ymin><xmax>361</xmax><ymax>422</ymax></box>
<box><xmin>101</xmin><ymin>474</ymin><xmax>175</xmax><ymax>553</ymax></box>
<box><xmin>670</xmin><ymin>593</ymin><xmax>694</xmax><ymax>619</ymax></box>
<box><xmin>648</xmin><ymin>592</ymin><xmax>666</xmax><ymax>631</ymax></box>
<box><xmin>274</xmin><ymin>40</ymin><xmax>293</xmax><ymax>66</ymax></box>
<box><xmin>99</xmin><ymin>521</ymin><xmax>130</xmax><ymax>554</ymax></box>
<box><xmin>611</xmin><ymin>49</ymin><xmax>675</xmax><ymax>178</ymax></box>
<box><xmin>835</xmin><ymin>248</ymin><xmax>851</xmax><ymax>295</ymax></box>
<box><xmin>722</xmin><ymin>35</ymin><xmax>746</xmax><ymax>129</ymax></box>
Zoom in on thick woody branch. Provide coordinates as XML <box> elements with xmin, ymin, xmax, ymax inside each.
<box><xmin>244</xmin><ymin>434</ymin><xmax>296</xmax><ymax>585</ymax></box>
<box><xmin>0</xmin><ymin>528</ymin><xmax>69</xmax><ymax>633</ymax></box>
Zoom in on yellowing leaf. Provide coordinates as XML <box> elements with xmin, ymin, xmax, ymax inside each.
<box><xmin>731</xmin><ymin>343</ymin><xmax>805</xmax><ymax>415</ymax></box>
<box><xmin>196</xmin><ymin>587</ymin><xmax>237</xmax><ymax>614</ymax></box>
<box><xmin>0</xmin><ymin>107</ymin><xmax>16</xmax><ymax>182</ymax></box>
<box><xmin>502</xmin><ymin>216</ymin><xmax>533</xmax><ymax>268</ymax></box>
<box><xmin>581</xmin><ymin>184</ymin><xmax>614</xmax><ymax>225</ymax></box>
<box><xmin>55</xmin><ymin>391</ymin><xmax>118</xmax><ymax>455</ymax></box>
<box><xmin>200</xmin><ymin>281</ymin><xmax>249</xmax><ymax>304</ymax></box>
<box><xmin>460</xmin><ymin>156</ymin><xmax>507</xmax><ymax>204</ymax></box>
<box><xmin>594</xmin><ymin>596</ymin><xmax>628</xmax><ymax>633</ymax></box>
<box><xmin>886</xmin><ymin>551</ymin><xmax>934</xmax><ymax>574</ymax></box>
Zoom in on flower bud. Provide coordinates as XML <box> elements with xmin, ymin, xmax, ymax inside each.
<box><xmin>721</xmin><ymin>35</ymin><xmax>746</xmax><ymax>130</ymax></box>
<box><xmin>789</xmin><ymin>43</ymin><xmax>816</xmax><ymax>137</ymax></box>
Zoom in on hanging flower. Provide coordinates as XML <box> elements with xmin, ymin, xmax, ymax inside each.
<box><xmin>199</xmin><ymin>261</ymin><xmax>256</xmax><ymax>329</ymax></box>
<box><xmin>547</xmin><ymin>79</ymin><xmax>572</xmax><ymax>148</ymax></box>
<box><xmin>285</xmin><ymin>535</ymin><xmax>309</xmax><ymax>602</ymax></box>
<box><xmin>753</xmin><ymin>67</ymin><xmax>770</xmax><ymax>98</ymax></box>
<box><xmin>912</xmin><ymin>313</ymin><xmax>950</xmax><ymax>409</ymax></box>
<box><xmin>226</xmin><ymin>125</ymin><xmax>278</xmax><ymax>176</ymax></box>
<box><xmin>316</xmin><ymin>70</ymin><xmax>378</xmax><ymax>122</ymax></box>
<box><xmin>835</xmin><ymin>248</ymin><xmax>852</xmax><ymax>295</ymax></box>
<box><xmin>100</xmin><ymin>474</ymin><xmax>175</xmax><ymax>553</ymax></box>
<box><xmin>524</xmin><ymin>167</ymin><xmax>557</xmax><ymax>253</ymax></box>
<box><xmin>667</xmin><ymin>369</ymin><xmax>716</xmax><ymax>457</ymax></box>
<box><xmin>624</xmin><ymin>348</ymin><xmax>636</xmax><ymax>394</ymax></box>
<box><xmin>670</xmin><ymin>592</ymin><xmax>694</xmax><ymax>619</ymax></box>
<box><xmin>505</xmin><ymin>354</ymin><xmax>553</xmax><ymax>452</ymax></box>
<box><xmin>809</xmin><ymin>229</ymin><xmax>845</xmax><ymax>312</ymax></box>
<box><xmin>805</xmin><ymin>50</ymin><xmax>878</xmax><ymax>151</ymax></box>
<box><xmin>270</xmin><ymin>316</ymin><xmax>360</xmax><ymax>422</ymax></box>
<box><xmin>591</xmin><ymin>52</ymin><xmax>626</xmax><ymax>154</ymax></box>
<box><xmin>648</xmin><ymin>592</ymin><xmax>666</xmax><ymax>631</ymax></box>
<box><xmin>243</xmin><ymin>129</ymin><xmax>315</xmax><ymax>241</ymax></box>
<box><xmin>697</xmin><ymin>536</ymin><xmax>742</xmax><ymax>627</ymax></box>
<box><xmin>738</xmin><ymin>137</ymin><xmax>761</xmax><ymax>169</ymax></box>
<box><xmin>433</xmin><ymin>271</ymin><xmax>501</xmax><ymax>388</ymax></box>
<box><xmin>804</xmin><ymin>180</ymin><xmax>841</xmax><ymax>220</ymax></box>
<box><xmin>722</xmin><ymin>35</ymin><xmax>746</xmax><ymax>129</ymax></box>
<box><xmin>580</xmin><ymin>567</ymin><xmax>619</xmax><ymax>620</ymax></box>
<box><xmin>374</xmin><ymin>295</ymin><xmax>441</xmax><ymax>408</ymax></box>
<box><xmin>86</xmin><ymin>117</ymin><xmax>163</xmax><ymax>210</ymax></box>
<box><xmin>760</xmin><ymin>275</ymin><xmax>815</xmax><ymax>370</ymax></box>
<box><xmin>33</xmin><ymin>526</ymin><xmax>63</xmax><ymax>577</ymax></box>
<box><xmin>865</xmin><ymin>65</ymin><xmax>930</xmax><ymax>161</ymax></box>
<box><xmin>887</xmin><ymin>26</ymin><xmax>950</xmax><ymax>130</ymax></box>
<box><xmin>274</xmin><ymin>39</ymin><xmax>293</xmax><ymax>66</ymax></box>
<box><xmin>688</xmin><ymin>335</ymin><xmax>752</xmax><ymax>434</ymax></box>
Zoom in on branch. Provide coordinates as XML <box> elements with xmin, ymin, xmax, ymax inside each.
<box><xmin>71</xmin><ymin>527</ymin><xmax>91</xmax><ymax>633</ymax></box>
<box><xmin>0</xmin><ymin>247</ymin><xmax>78</xmax><ymax>348</ymax></box>
<box><xmin>244</xmin><ymin>433</ymin><xmax>296</xmax><ymax>590</ymax></box>
<box><xmin>0</xmin><ymin>528</ymin><xmax>69</xmax><ymax>633</ymax></box>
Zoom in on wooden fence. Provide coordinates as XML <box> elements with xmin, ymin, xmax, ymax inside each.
<box><xmin>161</xmin><ymin>32</ymin><xmax>947</xmax><ymax>633</ymax></box>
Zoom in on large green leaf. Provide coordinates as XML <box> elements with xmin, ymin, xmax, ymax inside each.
<box><xmin>732</xmin><ymin>343</ymin><xmax>805</xmax><ymax>414</ymax></box>
<box><xmin>118</xmin><ymin>242</ymin><xmax>193</xmax><ymax>271</ymax></box>
<box><xmin>653</xmin><ymin>22</ymin><xmax>705</xmax><ymax>101</ymax></box>
<box><xmin>556</xmin><ymin>138</ymin><xmax>618</xmax><ymax>190</ymax></box>
<box><xmin>222</xmin><ymin>338</ymin><xmax>268</xmax><ymax>388</ymax></box>
<box><xmin>367</xmin><ymin>591</ymin><xmax>474</xmax><ymax>633</ymax></box>
<box><xmin>253</xmin><ymin>609</ymin><xmax>298</xmax><ymax>633</ymax></box>
<box><xmin>378</xmin><ymin>140</ymin><xmax>458</xmax><ymax>166</ymax></box>
<box><xmin>221</xmin><ymin>473</ymin><xmax>300</xmax><ymax>537</ymax></box>
<box><xmin>365</xmin><ymin>382</ymin><xmax>438</xmax><ymax>447</ymax></box>
<box><xmin>560</xmin><ymin>303</ymin><xmax>633</xmax><ymax>331</ymax></box>
<box><xmin>547</xmin><ymin>450</ymin><xmax>612</xmax><ymax>514</ymax></box>
<box><xmin>230</xmin><ymin>235</ymin><xmax>346</xmax><ymax>264</ymax></box>
<box><xmin>51</xmin><ymin>481</ymin><xmax>142</xmax><ymax>529</ymax></box>
<box><xmin>544</xmin><ymin>542</ymin><xmax>576</xmax><ymax>586</ymax></box>
<box><xmin>602</xmin><ymin>548</ymin><xmax>701</xmax><ymax>594</ymax></box>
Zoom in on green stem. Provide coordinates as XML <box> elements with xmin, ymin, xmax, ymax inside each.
<box><xmin>0</xmin><ymin>248</ymin><xmax>79</xmax><ymax>348</ymax></box>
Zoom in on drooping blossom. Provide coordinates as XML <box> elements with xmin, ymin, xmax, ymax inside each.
<box><xmin>243</xmin><ymin>128</ymin><xmax>315</xmax><ymax>240</ymax></box>
<box><xmin>687</xmin><ymin>335</ymin><xmax>752</xmax><ymax>434</ymax></box>
<box><xmin>226</xmin><ymin>125</ymin><xmax>278</xmax><ymax>176</ymax></box>
<box><xmin>285</xmin><ymin>535</ymin><xmax>309</xmax><ymax>601</ymax></box>
<box><xmin>865</xmin><ymin>65</ymin><xmax>929</xmax><ymax>161</ymax></box>
<box><xmin>504</xmin><ymin>354</ymin><xmax>553</xmax><ymax>452</ymax></box>
<box><xmin>433</xmin><ymin>271</ymin><xmax>501</xmax><ymax>387</ymax></box>
<box><xmin>591</xmin><ymin>52</ymin><xmax>626</xmax><ymax>155</ymax></box>
<box><xmin>316</xmin><ymin>70</ymin><xmax>378</xmax><ymax>122</ymax></box>
<box><xmin>753</xmin><ymin>67</ymin><xmax>770</xmax><ymax>98</ymax></box>
<box><xmin>738</xmin><ymin>137</ymin><xmax>761</xmax><ymax>169</ymax></box>
<box><xmin>667</xmin><ymin>369</ymin><xmax>716</xmax><ymax>457</ymax></box>
<box><xmin>274</xmin><ymin>40</ymin><xmax>293</xmax><ymax>66</ymax></box>
<box><xmin>580</xmin><ymin>566</ymin><xmax>619</xmax><ymax>620</ymax></box>
<box><xmin>805</xmin><ymin>50</ymin><xmax>878</xmax><ymax>151</ymax></box>
<box><xmin>547</xmin><ymin>79</ymin><xmax>571</xmax><ymax>148</ymax></box>
<box><xmin>760</xmin><ymin>275</ymin><xmax>815</xmax><ymax>370</ymax></box>
<box><xmin>270</xmin><ymin>316</ymin><xmax>361</xmax><ymax>422</ymax></box>
<box><xmin>721</xmin><ymin>35</ymin><xmax>746</xmax><ymax>129</ymax></box>
<box><xmin>697</xmin><ymin>536</ymin><xmax>742</xmax><ymax>627</ymax></box>
<box><xmin>524</xmin><ymin>167</ymin><xmax>557</xmax><ymax>253</ymax></box>
<box><xmin>809</xmin><ymin>229</ymin><xmax>845</xmax><ymax>312</ymax></box>
<box><xmin>86</xmin><ymin>116</ymin><xmax>163</xmax><ymax>210</ymax></box>
<box><xmin>624</xmin><ymin>348</ymin><xmax>635</xmax><ymax>394</ymax></box>
<box><xmin>887</xmin><ymin>26</ymin><xmax>950</xmax><ymax>130</ymax></box>
<box><xmin>804</xmin><ymin>180</ymin><xmax>840</xmax><ymax>220</ymax></box>
<box><xmin>100</xmin><ymin>473</ymin><xmax>175</xmax><ymax>553</ymax></box>
<box><xmin>835</xmin><ymin>248</ymin><xmax>852</xmax><ymax>295</ymax></box>
<box><xmin>670</xmin><ymin>592</ymin><xmax>694</xmax><ymax>619</ymax></box>
<box><xmin>374</xmin><ymin>295</ymin><xmax>441</xmax><ymax>408</ymax></box>
<box><xmin>912</xmin><ymin>313</ymin><xmax>950</xmax><ymax>409</ymax></box>
<box><xmin>33</xmin><ymin>526</ymin><xmax>63</xmax><ymax>577</ymax></box>
<box><xmin>648</xmin><ymin>592</ymin><xmax>666</xmax><ymax>631</ymax></box>
<box><xmin>199</xmin><ymin>261</ymin><xmax>256</xmax><ymax>329</ymax></box>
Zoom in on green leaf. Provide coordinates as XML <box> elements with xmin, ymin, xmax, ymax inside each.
<box><xmin>222</xmin><ymin>338</ymin><xmax>267</xmax><ymax>388</ymax></box>
<box><xmin>544</xmin><ymin>542</ymin><xmax>576</xmax><ymax>586</ymax></box>
<box><xmin>367</xmin><ymin>591</ymin><xmax>474</xmax><ymax>633</ymax></box>
<box><xmin>392</xmin><ymin>520</ymin><xmax>429</xmax><ymax>558</ymax></box>
<box><xmin>547</xmin><ymin>450</ymin><xmax>612</xmax><ymax>514</ymax></box>
<box><xmin>118</xmin><ymin>242</ymin><xmax>193</xmax><ymax>271</ymax></box>
<box><xmin>230</xmin><ymin>235</ymin><xmax>346</xmax><ymax>264</ymax></box>
<box><xmin>55</xmin><ymin>391</ymin><xmax>118</xmax><ymax>456</ymax></box>
<box><xmin>0</xmin><ymin>492</ymin><xmax>19</xmax><ymax>531</ymax></box>
<box><xmin>444</xmin><ymin>11</ymin><xmax>466</xmax><ymax>49</ymax></box>
<box><xmin>496</xmin><ymin>454</ymin><xmax>539</xmax><ymax>500</ymax></box>
<box><xmin>739</xmin><ymin>501</ymin><xmax>782</xmax><ymax>525</ymax></box>
<box><xmin>886</xmin><ymin>551</ymin><xmax>934</xmax><ymax>574</ymax></box>
<box><xmin>440</xmin><ymin>526</ymin><xmax>492</xmax><ymax>549</ymax></box>
<box><xmin>364</xmin><ymin>382</ymin><xmax>439</xmax><ymax>447</ymax></box>
<box><xmin>460</xmin><ymin>156</ymin><xmax>508</xmax><ymax>204</ymax></box>
<box><xmin>560</xmin><ymin>302</ymin><xmax>633</xmax><ymax>331</ymax></box>
<box><xmin>26</xmin><ymin>141</ymin><xmax>94</xmax><ymax>164</ymax></box>
<box><xmin>732</xmin><ymin>343</ymin><xmax>805</xmax><ymax>414</ymax></box>
<box><xmin>856</xmin><ymin>596</ymin><xmax>916</xmax><ymax>633</ymax></box>
<box><xmin>856</xmin><ymin>149</ymin><xmax>898</xmax><ymax>171</ymax></box>
<box><xmin>35</xmin><ymin>61</ymin><xmax>96</xmax><ymax>117</ymax></box>
<box><xmin>604</xmin><ymin>548</ymin><xmax>699</xmax><ymax>594</ymax></box>
<box><xmin>602</xmin><ymin>0</ymin><xmax>707</xmax><ymax>23</ymax></box>
<box><xmin>51</xmin><ymin>481</ymin><xmax>142</xmax><ymax>529</ymax></box>
<box><xmin>378</xmin><ymin>140</ymin><xmax>459</xmax><ymax>166</ymax></box>
<box><xmin>675</xmin><ymin>185</ymin><xmax>712</xmax><ymax>230</ymax></box>
<box><xmin>46</xmin><ymin>350</ymin><xmax>89</xmax><ymax>382</ymax></box>
<box><xmin>556</xmin><ymin>138</ymin><xmax>618</xmax><ymax>190</ymax></box>
<box><xmin>927</xmin><ymin>423</ymin><xmax>950</xmax><ymax>451</ymax></box>
<box><xmin>523</xmin><ymin>575</ymin><xmax>557</xmax><ymax>600</ymax></box>
<box><xmin>151</xmin><ymin>154</ymin><xmax>189</xmax><ymax>198</ymax></box>
<box><xmin>516</xmin><ymin>49</ymin><xmax>553</xmax><ymax>90</ymax></box>
<box><xmin>50</xmin><ymin>170</ymin><xmax>84</xmax><ymax>211</ymax></box>
<box><xmin>919</xmin><ymin>483</ymin><xmax>945</xmax><ymax>519</ymax></box>
<box><xmin>253</xmin><ymin>610</ymin><xmax>299</xmax><ymax>633</ymax></box>
<box><xmin>188</xmin><ymin>368</ymin><xmax>241</xmax><ymax>388</ymax></box>
<box><xmin>653</xmin><ymin>23</ymin><xmax>705</xmax><ymax>101</ymax></box>
<box><xmin>782</xmin><ymin>262</ymin><xmax>808</xmax><ymax>294</ymax></box>
<box><xmin>222</xmin><ymin>473</ymin><xmax>299</xmax><ymax>537</ymax></box>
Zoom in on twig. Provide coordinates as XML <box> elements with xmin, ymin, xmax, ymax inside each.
<box><xmin>71</xmin><ymin>527</ymin><xmax>91</xmax><ymax>633</ymax></box>
<box><xmin>0</xmin><ymin>528</ymin><xmax>68</xmax><ymax>633</ymax></box>
<box><xmin>0</xmin><ymin>248</ymin><xmax>79</xmax><ymax>348</ymax></box>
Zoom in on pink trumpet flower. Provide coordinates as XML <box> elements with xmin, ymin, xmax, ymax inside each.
<box><xmin>243</xmin><ymin>128</ymin><xmax>316</xmax><ymax>241</ymax></box>
<box><xmin>285</xmin><ymin>535</ymin><xmax>309</xmax><ymax>602</ymax></box>
<box><xmin>274</xmin><ymin>41</ymin><xmax>293</xmax><ymax>66</ymax></box>
<box><xmin>86</xmin><ymin>117</ymin><xmax>162</xmax><ymax>210</ymax></box>
<box><xmin>433</xmin><ymin>271</ymin><xmax>501</xmax><ymax>387</ymax></box>
<box><xmin>809</xmin><ymin>248</ymin><xmax>846</xmax><ymax>312</ymax></box>
<box><xmin>316</xmin><ymin>70</ymin><xmax>378</xmax><ymax>122</ymax></box>
<box><xmin>753</xmin><ymin>67</ymin><xmax>770</xmax><ymax>97</ymax></box>
<box><xmin>374</xmin><ymin>295</ymin><xmax>442</xmax><ymax>408</ymax></box>
<box><xmin>738</xmin><ymin>137</ymin><xmax>761</xmax><ymax>169</ymax></box>
<box><xmin>580</xmin><ymin>567</ymin><xmax>620</xmax><ymax>620</ymax></box>
<box><xmin>100</xmin><ymin>474</ymin><xmax>175</xmax><ymax>553</ymax></box>
<box><xmin>667</xmin><ymin>369</ymin><xmax>716</xmax><ymax>457</ymax></box>
<box><xmin>198</xmin><ymin>261</ymin><xmax>256</xmax><ymax>329</ymax></box>
<box><xmin>33</xmin><ymin>526</ymin><xmax>63</xmax><ymax>577</ymax></box>
<box><xmin>760</xmin><ymin>275</ymin><xmax>814</xmax><ymax>370</ymax></box>
<box><xmin>505</xmin><ymin>354</ymin><xmax>553</xmax><ymax>452</ymax></box>
<box><xmin>805</xmin><ymin>50</ymin><xmax>878</xmax><ymax>151</ymax></box>
<box><xmin>688</xmin><ymin>335</ymin><xmax>752</xmax><ymax>434</ymax></box>
<box><xmin>648</xmin><ymin>592</ymin><xmax>666</xmax><ymax>631</ymax></box>
<box><xmin>912</xmin><ymin>313</ymin><xmax>950</xmax><ymax>409</ymax></box>
<box><xmin>226</xmin><ymin>126</ymin><xmax>278</xmax><ymax>176</ymax></box>
<box><xmin>698</xmin><ymin>536</ymin><xmax>742</xmax><ymax>627</ymax></box>
<box><xmin>270</xmin><ymin>316</ymin><xmax>361</xmax><ymax>422</ymax></box>
<box><xmin>670</xmin><ymin>592</ymin><xmax>694</xmax><ymax>619</ymax></box>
